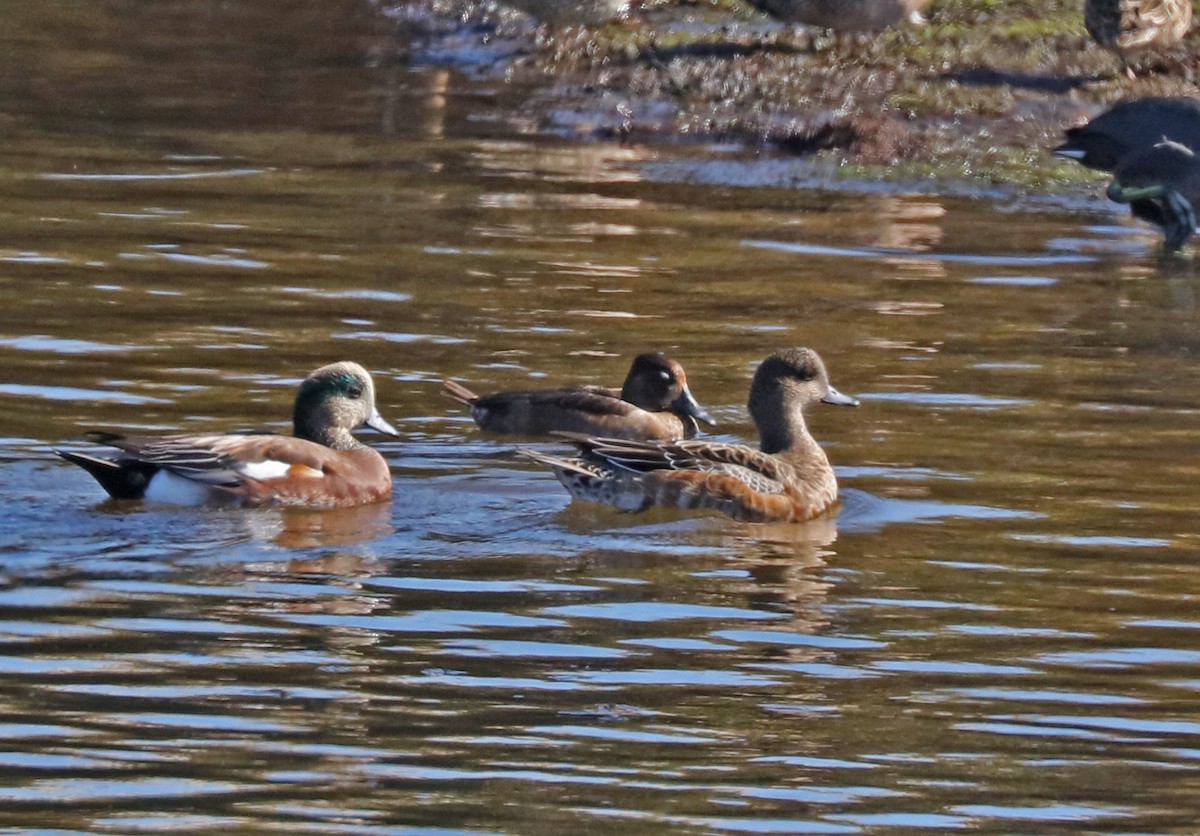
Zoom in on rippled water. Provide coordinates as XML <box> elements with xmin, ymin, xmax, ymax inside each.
<box><xmin>4</xmin><ymin>1</ymin><xmax>1200</xmax><ymax>833</ymax></box>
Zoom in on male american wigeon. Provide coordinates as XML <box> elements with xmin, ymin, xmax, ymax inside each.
<box><xmin>1084</xmin><ymin>0</ymin><xmax>1192</xmax><ymax>78</ymax></box>
<box><xmin>57</xmin><ymin>361</ymin><xmax>398</xmax><ymax>508</ymax></box>
<box><xmin>1054</xmin><ymin>96</ymin><xmax>1200</xmax><ymax>172</ymax></box>
<box><xmin>1106</xmin><ymin>139</ymin><xmax>1200</xmax><ymax>251</ymax></box>
<box><xmin>745</xmin><ymin>0</ymin><xmax>928</xmax><ymax>32</ymax></box>
<box><xmin>520</xmin><ymin>347</ymin><xmax>858</xmax><ymax>523</ymax></box>
<box><xmin>442</xmin><ymin>352</ymin><xmax>715</xmax><ymax>442</ymax></box>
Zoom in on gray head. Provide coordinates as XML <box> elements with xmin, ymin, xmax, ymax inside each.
<box><xmin>293</xmin><ymin>361</ymin><xmax>399</xmax><ymax>449</ymax></box>
<box><xmin>748</xmin><ymin>347</ymin><xmax>858</xmax><ymax>454</ymax></box>
<box><xmin>621</xmin><ymin>353</ymin><xmax>716</xmax><ymax>427</ymax></box>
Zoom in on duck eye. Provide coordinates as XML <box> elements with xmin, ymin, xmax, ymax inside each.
<box><xmin>346</xmin><ymin>384</ymin><xmax>364</xmax><ymax>399</ymax></box>
<box><xmin>659</xmin><ymin>370</ymin><xmax>673</xmax><ymax>382</ymax></box>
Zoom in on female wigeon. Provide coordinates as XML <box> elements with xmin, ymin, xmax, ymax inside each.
<box><xmin>520</xmin><ymin>347</ymin><xmax>858</xmax><ymax>523</ymax></box>
<box><xmin>57</xmin><ymin>361</ymin><xmax>397</xmax><ymax>508</ymax></box>
<box><xmin>443</xmin><ymin>352</ymin><xmax>715</xmax><ymax>442</ymax></box>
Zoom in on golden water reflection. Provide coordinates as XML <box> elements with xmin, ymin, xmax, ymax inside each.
<box><xmin>2</xmin><ymin>0</ymin><xmax>1200</xmax><ymax>832</ymax></box>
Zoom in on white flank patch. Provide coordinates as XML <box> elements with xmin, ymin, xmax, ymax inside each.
<box><xmin>240</xmin><ymin>460</ymin><xmax>302</xmax><ymax>480</ymax></box>
<box><xmin>144</xmin><ymin>471</ymin><xmax>215</xmax><ymax>506</ymax></box>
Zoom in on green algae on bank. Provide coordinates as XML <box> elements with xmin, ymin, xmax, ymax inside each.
<box><xmin>389</xmin><ymin>0</ymin><xmax>1200</xmax><ymax>195</ymax></box>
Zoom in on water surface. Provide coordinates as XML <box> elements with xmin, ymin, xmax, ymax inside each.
<box><xmin>2</xmin><ymin>1</ymin><xmax>1200</xmax><ymax>833</ymax></box>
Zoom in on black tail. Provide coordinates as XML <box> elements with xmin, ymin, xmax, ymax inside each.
<box><xmin>55</xmin><ymin>450</ymin><xmax>156</xmax><ymax>500</ymax></box>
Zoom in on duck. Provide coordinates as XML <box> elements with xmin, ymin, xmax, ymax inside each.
<box><xmin>1084</xmin><ymin>0</ymin><xmax>1192</xmax><ymax>78</ymax></box>
<box><xmin>519</xmin><ymin>347</ymin><xmax>859</xmax><ymax>523</ymax></box>
<box><xmin>443</xmin><ymin>352</ymin><xmax>715</xmax><ymax>442</ymax></box>
<box><xmin>57</xmin><ymin>361</ymin><xmax>398</xmax><ymax>508</ymax></box>
<box><xmin>744</xmin><ymin>0</ymin><xmax>928</xmax><ymax>32</ymax></box>
<box><xmin>1054</xmin><ymin>96</ymin><xmax>1200</xmax><ymax>172</ymax></box>
<box><xmin>1106</xmin><ymin>139</ymin><xmax>1200</xmax><ymax>251</ymax></box>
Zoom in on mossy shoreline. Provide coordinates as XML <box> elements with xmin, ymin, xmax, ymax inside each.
<box><xmin>392</xmin><ymin>0</ymin><xmax>1200</xmax><ymax>200</ymax></box>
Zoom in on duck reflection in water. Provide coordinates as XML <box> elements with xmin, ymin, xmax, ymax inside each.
<box><xmin>271</xmin><ymin>502</ymin><xmax>396</xmax><ymax>551</ymax></box>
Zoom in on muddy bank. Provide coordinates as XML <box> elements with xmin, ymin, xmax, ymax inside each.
<box><xmin>382</xmin><ymin>0</ymin><xmax>1200</xmax><ymax>198</ymax></box>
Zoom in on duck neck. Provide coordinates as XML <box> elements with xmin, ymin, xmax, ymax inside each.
<box><xmin>294</xmin><ymin>407</ymin><xmax>363</xmax><ymax>451</ymax></box>
<box><xmin>757</xmin><ymin>404</ymin><xmax>818</xmax><ymax>458</ymax></box>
